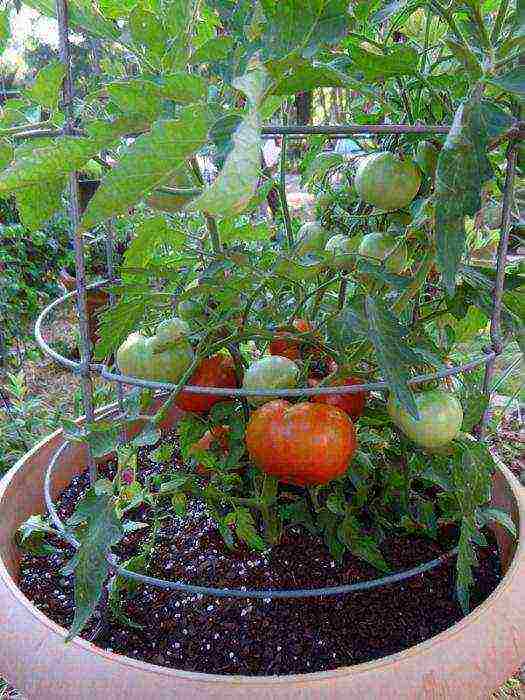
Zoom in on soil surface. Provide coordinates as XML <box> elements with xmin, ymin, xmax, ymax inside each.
<box><xmin>18</xmin><ymin>433</ymin><xmax>503</xmax><ymax>677</ymax></box>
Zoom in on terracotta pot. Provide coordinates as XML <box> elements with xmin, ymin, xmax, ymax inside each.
<box><xmin>0</xmin><ymin>414</ymin><xmax>524</xmax><ymax>699</ymax></box>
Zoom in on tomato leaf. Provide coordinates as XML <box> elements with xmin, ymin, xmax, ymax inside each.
<box><xmin>347</xmin><ymin>44</ymin><xmax>419</xmax><ymax>81</ymax></box>
<box><xmin>15</xmin><ymin>178</ymin><xmax>66</xmax><ymax>231</ymax></box>
<box><xmin>477</xmin><ymin>507</ymin><xmax>517</xmax><ymax>539</ymax></box>
<box><xmin>23</xmin><ymin>0</ymin><xmax>119</xmax><ymax>41</ymax></box>
<box><xmin>259</xmin><ymin>0</ymin><xmax>347</xmax><ymax>59</ymax></box>
<box><xmin>435</xmin><ymin>95</ymin><xmax>493</xmax><ymax>295</ymax></box>
<box><xmin>0</xmin><ymin>118</ymin><xmax>140</xmax><ymax>194</ymax></box>
<box><xmin>123</xmin><ymin>214</ymin><xmax>186</xmax><ymax>269</ymax></box>
<box><xmin>81</xmin><ymin>107</ymin><xmax>209</xmax><ymax>230</ymax></box>
<box><xmin>65</xmin><ymin>490</ymin><xmax>124</xmax><ymax>641</ymax></box>
<box><xmin>364</xmin><ymin>296</ymin><xmax>419</xmax><ymax>419</ymax></box>
<box><xmin>24</xmin><ymin>61</ymin><xmax>66</xmax><ymax>110</ymax></box>
<box><xmin>189</xmin><ymin>36</ymin><xmax>234</xmax><ymax>64</ymax></box>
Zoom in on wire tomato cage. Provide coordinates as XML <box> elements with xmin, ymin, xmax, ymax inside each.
<box><xmin>30</xmin><ymin>0</ymin><xmax>521</xmax><ymax>602</ymax></box>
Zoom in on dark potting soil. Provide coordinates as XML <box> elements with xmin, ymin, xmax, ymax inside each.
<box><xmin>18</xmin><ymin>433</ymin><xmax>503</xmax><ymax>677</ymax></box>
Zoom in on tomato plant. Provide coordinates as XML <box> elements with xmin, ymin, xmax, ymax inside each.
<box><xmin>9</xmin><ymin>0</ymin><xmax>523</xmax><ymax>640</ymax></box>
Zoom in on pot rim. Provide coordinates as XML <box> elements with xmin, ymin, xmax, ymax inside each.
<box><xmin>0</xmin><ymin>418</ymin><xmax>523</xmax><ymax>688</ymax></box>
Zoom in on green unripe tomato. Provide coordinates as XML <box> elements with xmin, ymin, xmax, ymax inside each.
<box><xmin>358</xmin><ymin>232</ymin><xmax>408</xmax><ymax>273</ymax></box>
<box><xmin>355</xmin><ymin>152</ymin><xmax>421</xmax><ymax>211</ymax></box>
<box><xmin>242</xmin><ymin>355</ymin><xmax>299</xmax><ymax>405</ymax></box>
<box><xmin>117</xmin><ymin>318</ymin><xmax>194</xmax><ymax>384</ymax></box>
<box><xmin>325</xmin><ymin>234</ymin><xmax>361</xmax><ymax>271</ymax></box>
<box><xmin>415</xmin><ymin>141</ymin><xmax>439</xmax><ymax>177</ymax></box>
<box><xmin>387</xmin><ymin>389</ymin><xmax>463</xmax><ymax>451</ymax></box>
<box><xmin>295</xmin><ymin>221</ymin><xmax>328</xmax><ymax>255</ymax></box>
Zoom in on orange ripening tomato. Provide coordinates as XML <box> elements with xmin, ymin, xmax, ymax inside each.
<box><xmin>246</xmin><ymin>400</ymin><xmax>357</xmax><ymax>486</ymax></box>
<box><xmin>268</xmin><ymin>319</ymin><xmax>312</xmax><ymax>361</ymax></box>
<box><xmin>175</xmin><ymin>354</ymin><xmax>238</xmax><ymax>414</ymax></box>
<box><xmin>310</xmin><ymin>376</ymin><xmax>368</xmax><ymax>421</ymax></box>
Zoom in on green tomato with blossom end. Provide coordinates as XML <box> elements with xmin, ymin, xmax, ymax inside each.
<box><xmin>355</xmin><ymin>152</ymin><xmax>421</xmax><ymax>211</ymax></box>
<box><xmin>117</xmin><ymin>317</ymin><xmax>194</xmax><ymax>384</ymax></box>
<box><xmin>387</xmin><ymin>390</ymin><xmax>463</xmax><ymax>451</ymax></box>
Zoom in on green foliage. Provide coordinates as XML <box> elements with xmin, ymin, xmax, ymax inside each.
<box><xmin>435</xmin><ymin>95</ymin><xmax>493</xmax><ymax>295</ymax></box>
<box><xmin>81</xmin><ymin>108</ymin><xmax>209</xmax><ymax>230</ymax></box>
<box><xmin>24</xmin><ymin>61</ymin><xmax>66</xmax><ymax>110</ymax></box>
<box><xmin>365</xmin><ymin>297</ymin><xmax>419</xmax><ymax>418</ymax></box>
<box><xmin>64</xmin><ymin>488</ymin><xmax>124</xmax><ymax>641</ymax></box>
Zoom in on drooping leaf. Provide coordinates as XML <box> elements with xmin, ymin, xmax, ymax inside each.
<box><xmin>477</xmin><ymin>507</ymin><xmax>517</xmax><ymax>539</ymax></box>
<box><xmin>456</xmin><ymin>514</ymin><xmax>477</xmax><ymax>614</ymax></box>
<box><xmin>338</xmin><ymin>513</ymin><xmax>390</xmax><ymax>572</ymax></box>
<box><xmin>479</xmin><ymin>101</ymin><xmax>513</xmax><ymax>139</ymax></box>
<box><xmin>435</xmin><ymin>96</ymin><xmax>493</xmax><ymax>295</ymax></box>
<box><xmin>81</xmin><ymin>107</ymin><xmax>209</xmax><ymax>230</ymax></box>
<box><xmin>271</xmin><ymin>61</ymin><xmax>380</xmax><ymax>102</ymax></box>
<box><xmin>65</xmin><ymin>490</ymin><xmax>124</xmax><ymax>641</ymax></box>
<box><xmin>15</xmin><ymin>178</ymin><xmax>66</xmax><ymax>231</ymax></box>
<box><xmin>365</xmin><ymin>296</ymin><xmax>419</xmax><ymax>418</ymax></box>
<box><xmin>24</xmin><ymin>61</ymin><xmax>66</xmax><ymax>110</ymax></box>
<box><xmin>187</xmin><ymin>67</ymin><xmax>265</xmax><ymax>218</ymax></box>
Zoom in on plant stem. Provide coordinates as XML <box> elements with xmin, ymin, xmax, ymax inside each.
<box><xmin>278</xmin><ymin>111</ymin><xmax>294</xmax><ymax>249</ymax></box>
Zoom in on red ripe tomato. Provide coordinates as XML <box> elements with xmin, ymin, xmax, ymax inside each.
<box><xmin>268</xmin><ymin>319</ymin><xmax>311</xmax><ymax>361</ymax></box>
<box><xmin>245</xmin><ymin>400</ymin><xmax>357</xmax><ymax>486</ymax></box>
<box><xmin>311</xmin><ymin>376</ymin><xmax>368</xmax><ymax>421</ymax></box>
<box><xmin>175</xmin><ymin>354</ymin><xmax>238</xmax><ymax>414</ymax></box>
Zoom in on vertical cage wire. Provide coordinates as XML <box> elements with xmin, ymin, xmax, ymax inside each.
<box><xmin>56</xmin><ymin>0</ymin><xmax>97</xmax><ymax>481</ymax></box>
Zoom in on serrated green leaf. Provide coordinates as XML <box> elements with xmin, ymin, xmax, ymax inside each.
<box><xmin>162</xmin><ymin>72</ymin><xmax>209</xmax><ymax>103</ymax></box>
<box><xmin>15</xmin><ymin>178</ymin><xmax>66</xmax><ymax>231</ymax></box>
<box><xmin>347</xmin><ymin>44</ymin><xmax>418</xmax><ymax>81</ymax></box>
<box><xmin>365</xmin><ymin>296</ymin><xmax>419</xmax><ymax>418</ymax></box>
<box><xmin>25</xmin><ymin>61</ymin><xmax>66</xmax><ymax>110</ymax></box>
<box><xmin>435</xmin><ymin>96</ymin><xmax>493</xmax><ymax>295</ymax></box>
<box><xmin>81</xmin><ymin>107</ymin><xmax>209</xmax><ymax>230</ymax></box>
<box><xmin>445</xmin><ymin>38</ymin><xmax>482</xmax><ymax>78</ymax></box>
<box><xmin>129</xmin><ymin>5</ymin><xmax>168</xmax><ymax>58</ymax></box>
<box><xmin>218</xmin><ymin>219</ymin><xmax>270</xmax><ymax>243</ymax></box>
<box><xmin>106</xmin><ymin>81</ymin><xmax>164</xmax><ymax>121</ymax></box>
<box><xmin>234</xmin><ymin>507</ymin><xmax>267</xmax><ymax>551</ymax></box>
<box><xmin>66</xmin><ymin>490</ymin><xmax>124</xmax><ymax>641</ymax></box>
